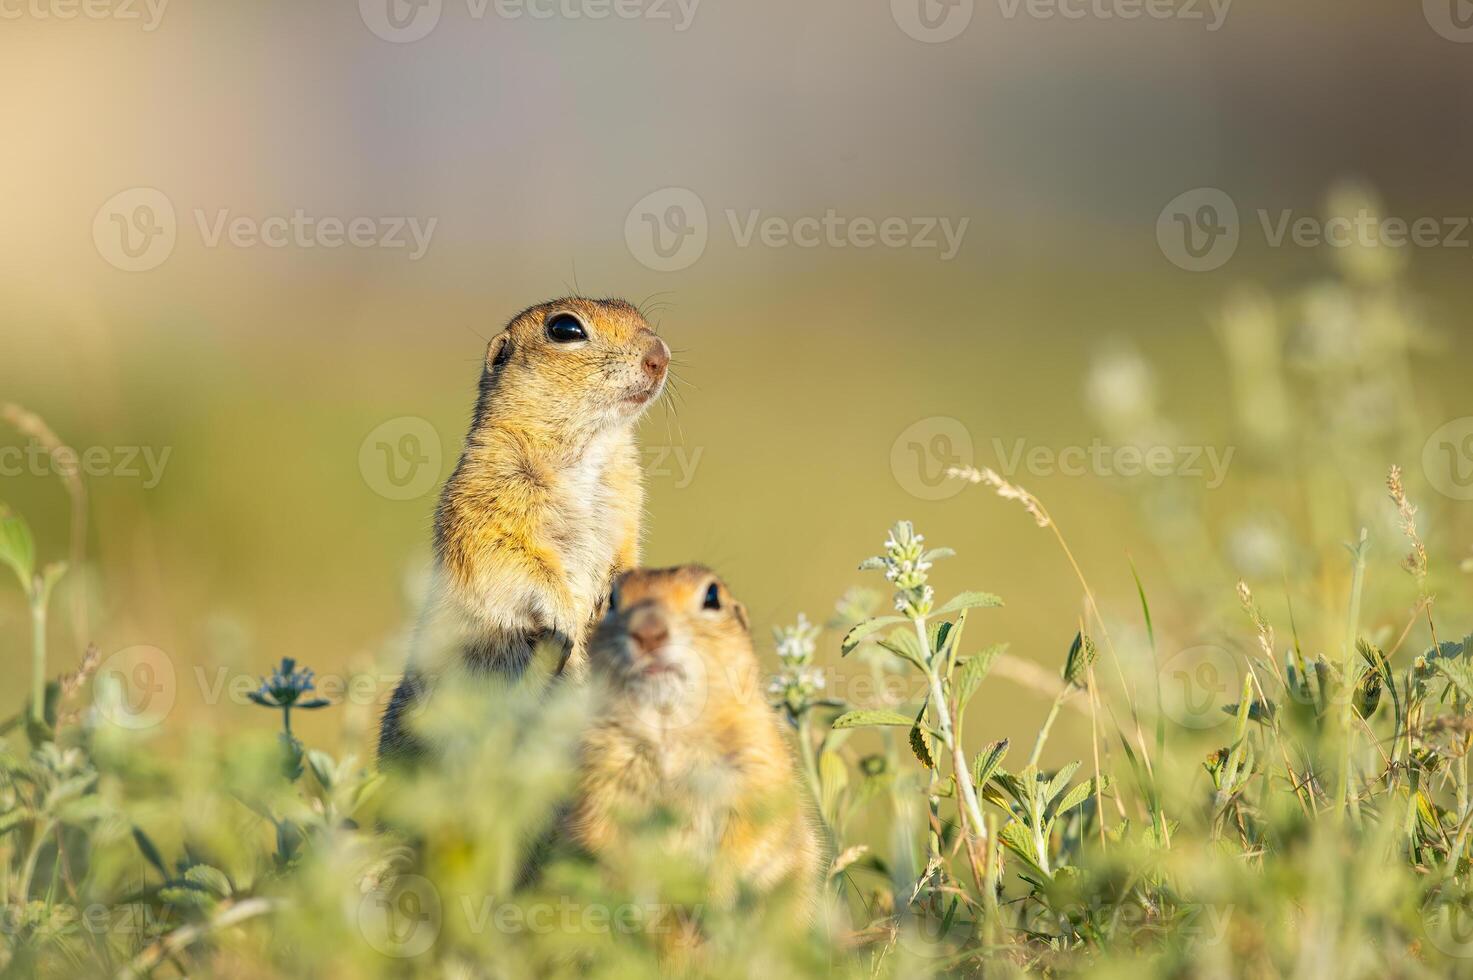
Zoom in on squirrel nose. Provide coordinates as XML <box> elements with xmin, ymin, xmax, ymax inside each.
<box><xmin>629</xmin><ymin>608</ymin><xmax>670</xmax><ymax>655</ymax></box>
<box><xmin>642</xmin><ymin>337</ymin><xmax>670</xmax><ymax>382</ymax></box>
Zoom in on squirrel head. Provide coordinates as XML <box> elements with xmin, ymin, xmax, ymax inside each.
<box><xmin>475</xmin><ymin>297</ymin><xmax>670</xmax><ymax>442</ymax></box>
<box><xmin>589</xmin><ymin>566</ymin><xmax>759</xmax><ymax>726</ymax></box>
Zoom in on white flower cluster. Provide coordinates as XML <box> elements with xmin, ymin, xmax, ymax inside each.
<box><xmin>875</xmin><ymin>521</ymin><xmax>934</xmax><ymax>619</ymax></box>
<box><xmin>769</xmin><ymin>614</ymin><xmax>827</xmax><ymax>714</ymax></box>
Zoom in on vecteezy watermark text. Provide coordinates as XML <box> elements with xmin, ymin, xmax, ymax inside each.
<box><xmin>727</xmin><ymin>210</ymin><xmax>967</xmax><ymax>260</ymax></box>
<box><xmin>93</xmin><ymin>188</ymin><xmax>437</xmax><ymax>272</ymax></box>
<box><xmin>0</xmin><ymin>0</ymin><xmax>168</xmax><ymax>29</ymax></box>
<box><xmin>625</xmin><ymin>188</ymin><xmax>968</xmax><ymax>272</ymax></box>
<box><xmin>993</xmin><ymin>437</ymin><xmax>1234</xmax><ymax>489</ymax></box>
<box><xmin>359</xmin><ymin>0</ymin><xmax>699</xmax><ymax>43</ymax></box>
<box><xmin>0</xmin><ymin>440</ymin><xmax>172</xmax><ymax>489</ymax></box>
<box><xmin>890</xmin><ymin>0</ymin><xmax>1230</xmax><ymax>43</ymax></box>
<box><xmin>1158</xmin><ymin>187</ymin><xmax>1473</xmax><ymax>272</ymax></box>
<box><xmin>996</xmin><ymin>0</ymin><xmax>1231</xmax><ymax>29</ymax></box>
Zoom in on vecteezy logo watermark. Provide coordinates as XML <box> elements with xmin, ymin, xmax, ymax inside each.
<box><xmin>891</xmin><ymin>0</ymin><xmax>974</xmax><ymax>43</ymax></box>
<box><xmin>1424</xmin><ymin>896</ymin><xmax>1473</xmax><ymax>958</ymax></box>
<box><xmin>93</xmin><ymin>188</ymin><xmax>177</xmax><ymax>273</ymax></box>
<box><xmin>1424</xmin><ymin>0</ymin><xmax>1473</xmax><ymax>43</ymax></box>
<box><xmin>359</xmin><ymin>874</ymin><xmax>442</xmax><ymax>958</ymax></box>
<box><xmin>94</xmin><ymin>645</ymin><xmax>177</xmax><ymax>731</ymax></box>
<box><xmin>625</xmin><ymin>188</ymin><xmax>969</xmax><ymax>272</ymax></box>
<box><xmin>360</xmin><ymin>0</ymin><xmax>699</xmax><ymax>42</ymax></box>
<box><xmin>1158</xmin><ymin>645</ymin><xmax>1240</xmax><ymax>730</ymax></box>
<box><xmin>359</xmin><ymin>0</ymin><xmax>443</xmax><ymax>42</ymax></box>
<box><xmin>93</xmin><ymin>188</ymin><xmax>438</xmax><ymax>272</ymax></box>
<box><xmin>359</xmin><ymin>417</ymin><xmax>443</xmax><ymax>501</ymax></box>
<box><xmin>0</xmin><ymin>0</ymin><xmax>169</xmax><ymax>30</ymax></box>
<box><xmin>1156</xmin><ymin>187</ymin><xmax>1240</xmax><ymax>272</ymax></box>
<box><xmin>1424</xmin><ymin>417</ymin><xmax>1473</xmax><ymax>501</ymax></box>
<box><xmin>625</xmin><ymin>188</ymin><xmax>709</xmax><ymax>273</ymax></box>
<box><xmin>1158</xmin><ymin>187</ymin><xmax>1473</xmax><ymax>272</ymax></box>
<box><xmin>0</xmin><ymin>440</ymin><xmax>172</xmax><ymax>489</ymax></box>
<box><xmin>993</xmin><ymin>437</ymin><xmax>1235</xmax><ymax>489</ymax></box>
<box><xmin>891</xmin><ymin>417</ymin><xmax>974</xmax><ymax>501</ymax></box>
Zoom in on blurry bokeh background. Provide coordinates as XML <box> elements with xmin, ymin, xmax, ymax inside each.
<box><xmin>2</xmin><ymin>0</ymin><xmax>1470</xmax><ymax>758</ymax></box>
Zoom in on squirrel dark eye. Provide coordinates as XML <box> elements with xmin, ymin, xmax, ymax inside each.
<box><xmin>702</xmin><ymin>583</ymin><xmax>721</xmax><ymax>611</ymax></box>
<box><xmin>545</xmin><ymin>313</ymin><xmax>588</xmax><ymax>344</ymax></box>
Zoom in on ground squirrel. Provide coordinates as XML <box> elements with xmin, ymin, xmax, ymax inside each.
<box><xmin>378</xmin><ymin>297</ymin><xmax>670</xmax><ymax>762</ymax></box>
<box><xmin>567</xmin><ymin>566</ymin><xmax>822</xmax><ymax>911</ymax></box>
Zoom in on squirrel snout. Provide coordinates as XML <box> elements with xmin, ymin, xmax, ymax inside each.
<box><xmin>641</xmin><ymin>337</ymin><xmax>670</xmax><ymax>383</ymax></box>
<box><xmin>628</xmin><ymin>608</ymin><xmax>670</xmax><ymax>655</ymax></box>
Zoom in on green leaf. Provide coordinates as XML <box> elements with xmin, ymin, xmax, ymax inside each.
<box><xmin>988</xmin><ymin>766</ymin><xmax>1028</xmax><ymax>809</ymax></box>
<box><xmin>56</xmin><ymin>795</ymin><xmax>110</xmax><ymax>826</ymax></box>
<box><xmin>0</xmin><ymin>808</ymin><xmax>38</xmax><ymax>836</ymax></box>
<box><xmin>159</xmin><ymin>885</ymin><xmax>216</xmax><ymax>910</ymax></box>
<box><xmin>183</xmin><ymin>864</ymin><xmax>234</xmax><ymax>898</ymax></box>
<box><xmin>840</xmin><ymin>617</ymin><xmax>907</xmax><ymax>655</ymax></box>
<box><xmin>921</xmin><ymin>547</ymin><xmax>956</xmax><ymax>563</ymax></box>
<box><xmin>1353</xmin><ymin>667</ymin><xmax>1382</xmax><ymax>719</ymax></box>
<box><xmin>1061</xmin><ymin>632</ymin><xmax>1097</xmax><ymax>688</ymax></box>
<box><xmin>0</xmin><ymin>505</ymin><xmax>36</xmax><ymax>594</ymax></box>
<box><xmin>1052</xmin><ymin>775</ymin><xmax>1109</xmax><ymax>821</ymax></box>
<box><xmin>998</xmin><ymin>820</ymin><xmax>1047</xmax><ymax>876</ymax></box>
<box><xmin>909</xmin><ymin>710</ymin><xmax>936</xmax><ymax>770</ymax></box>
<box><xmin>45</xmin><ymin>774</ymin><xmax>96</xmax><ymax>811</ymax></box>
<box><xmin>1430</xmin><ymin>658</ymin><xmax>1473</xmax><ymax>702</ymax></box>
<box><xmin>931</xmin><ymin>620</ymin><xmax>953</xmax><ymax>659</ymax></box>
<box><xmin>956</xmin><ymin>644</ymin><xmax>1006</xmax><ymax>709</ymax></box>
<box><xmin>832</xmin><ymin>709</ymin><xmax>915</xmax><ymax>730</ymax></box>
<box><xmin>875</xmin><ymin>629</ymin><xmax>927</xmax><ymax>670</ymax></box>
<box><xmin>307</xmin><ymin>749</ymin><xmax>337</xmax><ymax>791</ymax></box>
<box><xmin>933</xmin><ymin>591</ymin><xmax>1003</xmax><ymax>618</ymax></box>
<box><xmin>132</xmin><ymin>826</ymin><xmax>170</xmax><ymax>879</ymax></box>
<box><xmin>972</xmin><ymin>738</ymin><xmax>1010</xmax><ymax>788</ymax></box>
<box><xmin>1045</xmin><ymin>761</ymin><xmax>1081</xmax><ymax>804</ymax></box>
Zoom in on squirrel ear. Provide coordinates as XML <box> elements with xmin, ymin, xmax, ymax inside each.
<box><xmin>487</xmin><ymin>333</ymin><xmax>512</xmax><ymax>369</ymax></box>
<box><xmin>732</xmin><ymin>601</ymin><xmax>750</xmax><ymax>631</ymax></box>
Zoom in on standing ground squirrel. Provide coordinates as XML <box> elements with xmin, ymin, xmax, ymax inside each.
<box><xmin>378</xmin><ymin>297</ymin><xmax>670</xmax><ymax>762</ymax></box>
<box><xmin>568</xmin><ymin>566</ymin><xmax>822</xmax><ymax>911</ymax></box>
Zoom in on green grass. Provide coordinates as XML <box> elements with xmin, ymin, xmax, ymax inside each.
<box><xmin>3</xmin><ymin>237</ymin><xmax>1473</xmax><ymax>978</ymax></box>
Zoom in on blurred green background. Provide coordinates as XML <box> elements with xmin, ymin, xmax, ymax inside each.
<box><xmin>2</xmin><ymin>0</ymin><xmax>1470</xmax><ymax>758</ymax></box>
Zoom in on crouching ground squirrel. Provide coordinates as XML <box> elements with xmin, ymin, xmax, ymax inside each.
<box><xmin>378</xmin><ymin>298</ymin><xmax>670</xmax><ymax>762</ymax></box>
<box><xmin>568</xmin><ymin>566</ymin><xmax>822</xmax><ymax>911</ymax></box>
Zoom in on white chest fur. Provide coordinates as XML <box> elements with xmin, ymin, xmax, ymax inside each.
<box><xmin>547</xmin><ymin>429</ymin><xmax>627</xmax><ymax>623</ymax></box>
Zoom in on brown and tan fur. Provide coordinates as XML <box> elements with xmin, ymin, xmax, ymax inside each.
<box><xmin>378</xmin><ymin>298</ymin><xmax>669</xmax><ymax>762</ymax></box>
<box><xmin>568</xmin><ymin>566</ymin><xmax>822</xmax><ymax>914</ymax></box>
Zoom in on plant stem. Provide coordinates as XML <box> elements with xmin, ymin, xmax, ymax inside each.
<box><xmin>796</xmin><ymin>709</ymin><xmax>823</xmax><ymax>818</ymax></box>
<box><xmin>1027</xmin><ymin>691</ymin><xmax>1065</xmax><ymax>769</ymax></box>
<box><xmin>30</xmin><ymin>590</ymin><xmax>47</xmax><ymax>725</ymax></box>
<box><xmin>17</xmin><ymin>818</ymin><xmax>56</xmax><ymax>901</ymax></box>
<box><xmin>1334</xmin><ymin>529</ymin><xmax>1369</xmax><ymax>824</ymax></box>
<box><xmin>917</xmin><ymin>617</ymin><xmax>988</xmax><ymax>850</ymax></box>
